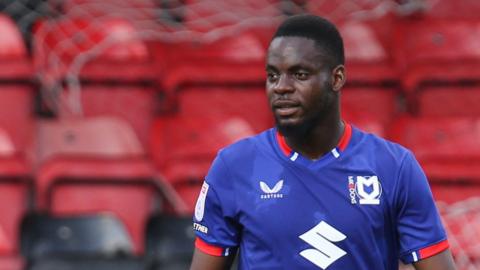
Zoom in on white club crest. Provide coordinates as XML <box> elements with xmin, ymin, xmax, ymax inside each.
<box><xmin>355</xmin><ymin>176</ymin><xmax>382</xmax><ymax>205</ymax></box>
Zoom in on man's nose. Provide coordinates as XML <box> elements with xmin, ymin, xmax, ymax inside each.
<box><xmin>273</xmin><ymin>74</ymin><xmax>295</xmax><ymax>95</ymax></box>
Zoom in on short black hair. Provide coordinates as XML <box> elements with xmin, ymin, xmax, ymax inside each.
<box><xmin>272</xmin><ymin>14</ymin><xmax>344</xmax><ymax>66</ymax></box>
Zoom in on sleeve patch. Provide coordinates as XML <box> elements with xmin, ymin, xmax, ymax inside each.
<box><xmin>194</xmin><ymin>181</ymin><xmax>209</xmax><ymax>222</ymax></box>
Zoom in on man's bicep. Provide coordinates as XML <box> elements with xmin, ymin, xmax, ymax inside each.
<box><xmin>413</xmin><ymin>249</ymin><xmax>456</xmax><ymax>270</ymax></box>
<box><xmin>190</xmin><ymin>248</ymin><xmax>235</xmax><ymax>270</ymax></box>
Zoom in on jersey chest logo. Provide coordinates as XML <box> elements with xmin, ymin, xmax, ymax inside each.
<box><xmin>299</xmin><ymin>221</ymin><xmax>347</xmax><ymax>269</ymax></box>
<box><xmin>348</xmin><ymin>175</ymin><xmax>382</xmax><ymax>205</ymax></box>
<box><xmin>259</xmin><ymin>180</ymin><xmax>284</xmax><ymax>199</ymax></box>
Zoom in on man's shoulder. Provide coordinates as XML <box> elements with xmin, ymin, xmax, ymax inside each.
<box><xmin>354</xmin><ymin>126</ymin><xmax>412</xmax><ymax>163</ymax></box>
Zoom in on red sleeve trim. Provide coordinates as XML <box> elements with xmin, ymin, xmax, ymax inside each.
<box><xmin>419</xmin><ymin>239</ymin><xmax>450</xmax><ymax>259</ymax></box>
<box><xmin>195</xmin><ymin>237</ymin><xmax>224</xmax><ymax>257</ymax></box>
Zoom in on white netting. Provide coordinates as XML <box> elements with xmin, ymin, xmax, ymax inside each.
<box><xmin>3</xmin><ymin>0</ymin><xmax>423</xmax><ymax>116</ymax></box>
<box><xmin>438</xmin><ymin>198</ymin><xmax>480</xmax><ymax>270</ymax></box>
<box><xmin>2</xmin><ymin>0</ymin><xmax>480</xmax><ymax>114</ymax></box>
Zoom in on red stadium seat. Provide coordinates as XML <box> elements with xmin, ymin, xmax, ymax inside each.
<box><xmin>152</xmin><ymin>30</ymin><xmax>268</xmax><ymax>110</ymax></box>
<box><xmin>340</xmin><ymin>19</ymin><xmax>398</xmax><ymax>84</ymax></box>
<box><xmin>390</xmin><ymin>116</ymin><xmax>480</xmax><ymax>183</ymax></box>
<box><xmin>0</xmin><ymin>85</ymin><xmax>34</xmax><ymax>153</ymax></box>
<box><xmin>0</xmin><ymin>16</ymin><xmax>34</xmax><ymax>267</ymax></box>
<box><xmin>0</xmin><ymin>127</ymin><xmax>31</xmax><ymax>270</ymax></box>
<box><xmin>152</xmin><ymin>31</ymin><xmax>266</xmax><ymax>86</ymax></box>
<box><xmin>0</xmin><ymin>14</ymin><xmax>32</xmax><ymax>80</ymax></box>
<box><xmin>0</xmin><ymin>16</ymin><xmax>35</xmax><ymax>154</ymax></box>
<box><xmin>341</xmin><ymin>87</ymin><xmax>399</xmax><ymax>137</ymax></box>
<box><xmin>177</xmin><ymin>87</ymin><xmax>271</xmax><ymax>133</ymax></box>
<box><xmin>57</xmin><ymin>84</ymin><xmax>157</xmax><ymax>148</ymax></box>
<box><xmin>0</xmin><ymin>19</ymin><xmax>34</xmax><ymax>198</ymax></box>
<box><xmin>35</xmin><ymin>117</ymin><xmax>186</xmax><ymax>255</ymax></box>
<box><xmin>418</xmin><ymin>86</ymin><xmax>480</xmax><ymax>117</ymax></box>
<box><xmin>393</xmin><ymin>18</ymin><xmax>480</xmax><ymax>91</ymax></box>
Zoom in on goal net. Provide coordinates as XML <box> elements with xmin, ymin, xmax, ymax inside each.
<box><xmin>3</xmin><ymin>0</ymin><xmax>416</xmax><ymax>116</ymax></box>
<box><xmin>438</xmin><ymin>198</ymin><xmax>480</xmax><ymax>270</ymax></box>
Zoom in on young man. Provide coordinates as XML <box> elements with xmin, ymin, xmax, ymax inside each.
<box><xmin>190</xmin><ymin>14</ymin><xmax>456</xmax><ymax>270</ymax></box>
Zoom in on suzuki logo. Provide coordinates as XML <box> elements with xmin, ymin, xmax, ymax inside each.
<box><xmin>299</xmin><ymin>221</ymin><xmax>347</xmax><ymax>269</ymax></box>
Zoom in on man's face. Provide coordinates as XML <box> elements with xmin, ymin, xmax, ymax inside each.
<box><xmin>266</xmin><ymin>36</ymin><xmax>337</xmax><ymax>136</ymax></box>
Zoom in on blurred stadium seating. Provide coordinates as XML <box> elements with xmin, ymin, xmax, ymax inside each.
<box><xmin>0</xmin><ymin>0</ymin><xmax>477</xmax><ymax>269</ymax></box>
<box><xmin>33</xmin><ymin>116</ymin><xmax>187</xmax><ymax>256</ymax></box>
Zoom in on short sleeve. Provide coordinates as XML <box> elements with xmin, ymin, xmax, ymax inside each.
<box><xmin>192</xmin><ymin>154</ymin><xmax>240</xmax><ymax>256</ymax></box>
<box><xmin>396</xmin><ymin>152</ymin><xmax>449</xmax><ymax>264</ymax></box>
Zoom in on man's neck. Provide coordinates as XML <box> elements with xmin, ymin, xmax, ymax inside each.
<box><xmin>284</xmin><ymin>118</ymin><xmax>345</xmax><ymax>160</ymax></box>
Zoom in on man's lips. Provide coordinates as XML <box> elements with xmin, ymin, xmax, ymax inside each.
<box><xmin>272</xmin><ymin>100</ymin><xmax>301</xmax><ymax>117</ymax></box>
<box><xmin>275</xmin><ymin>107</ymin><xmax>300</xmax><ymax>116</ymax></box>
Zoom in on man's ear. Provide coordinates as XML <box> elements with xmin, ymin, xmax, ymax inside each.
<box><xmin>331</xmin><ymin>65</ymin><xmax>346</xmax><ymax>92</ymax></box>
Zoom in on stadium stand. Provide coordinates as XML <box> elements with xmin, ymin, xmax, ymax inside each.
<box><xmin>0</xmin><ymin>13</ymin><xmax>36</xmax><ymax>270</ymax></box>
<box><xmin>33</xmin><ymin>17</ymin><xmax>157</xmax><ymax>147</ymax></box>
<box><xmin>341</xmin><ymin>19</ymin><xmax>398</xmax><ymax>84</ymax></box>
<box><xmin>0</xmin><ymin>131</ymin><xmax>31</xmax><ymax>270</ymax></box>
<box><xmin>0</xmin><ymin>14</ymin><xmax>32</xmax><ymax>80</ymax></box>
<box><xmin>341</xmin><ymin>87</ymin><xmax>399</xmax><ymax>137</ymax></box>
<box><xmin>393</xmin><ymin>18</ymin><xmax>480</xmax><ymax>93</ymax></box>
<box><xmin>390</xmin><ymin>116</ymin><xmax>480</xmax><ymax>183</ymax></box>
<box><xmin>0</xmin><ymin>14</ymin><xmax>34</xmax><ymax>152</ymax></box>
<box><xmin>417</xmin><ymin>86</ymin><xmax>480</xmax><ymax>117</ymax></box>
<box><xmin>338</xmin><ymin>19</ymin><xmax>401</xmax><ymax>137</ymax></box>
<box><xmin>33</xmin><ymin>116</ymin><xmax>187</xmax><ymax>256</ymax></box>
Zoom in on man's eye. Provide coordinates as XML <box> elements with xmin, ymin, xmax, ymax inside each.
<box><xmin>295</xmin><ymin>72</ymin><xmax>309</xmax><ymax>80</ymax></box>
<box><xmin>267</xmin><ymin>73</ymin><xmax>279</xmax><ymax>81</ymax></box>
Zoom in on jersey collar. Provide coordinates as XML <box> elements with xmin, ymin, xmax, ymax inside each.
<box><xmin>275</xmin><ymin>122</ymin><xmax>353</xmax><ymax>160</ymax></box>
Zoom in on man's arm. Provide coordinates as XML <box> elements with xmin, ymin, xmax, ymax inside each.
<box><xmin>413</xmin><ymin>249</ymin><xmax>456</xmax><ymax>270</ymax></box>
<box><xmin>190</xmin><ymin>248</ymin><xmax>235</xmax><ymax>270</ymax></box>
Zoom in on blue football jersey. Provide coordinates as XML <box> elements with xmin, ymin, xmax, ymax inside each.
<box><xmin>193</xmin><ymin>123</ymin><xmax>449</xmax><ymax>269</ymax></box>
